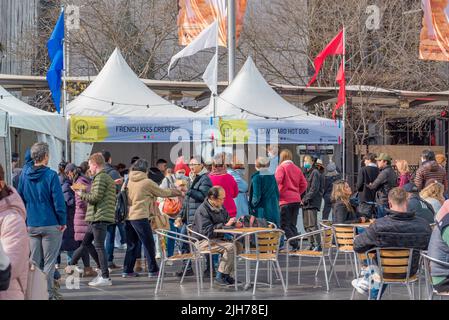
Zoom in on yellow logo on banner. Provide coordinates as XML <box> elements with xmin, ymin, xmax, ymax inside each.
<box><xmin>219</xmin><ymin>119</ymin><xmax>250</xmax><ymax>145</ymax></box>
<box><xmin>70</xmin><ymin>116</ymin><xmax>108</xmax><ymax>142</ymax></box>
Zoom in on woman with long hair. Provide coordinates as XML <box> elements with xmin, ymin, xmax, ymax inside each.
<box><xmin>396</xmin><ymin>160</ymin><xmax>412</xmax><ymax>188</ymax></box>
<box><xmin>420</xmin><ymin>181</ymin><xmax>445</xmax><ymax>214</ymax></box>
<box><xmin>331</xmin><ymin>180</ymin><xmax>367</xmax><ymax>224</ymax></box>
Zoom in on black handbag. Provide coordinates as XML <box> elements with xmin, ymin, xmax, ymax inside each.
<box><xmin>115</xmin><ymin>179</ymin><xmax>129</xmax><ymax>223</ymax></box>
<box><xmin>0</xmin><ymin>263</ymin><xmax>11</xmax><ymax>291</ymax></box>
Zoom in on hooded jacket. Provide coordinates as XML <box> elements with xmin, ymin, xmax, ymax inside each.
<box><xmin>0</xmin><ymin>188</ymin><xmax>29</xmax><ymax>300</ymax></box>
<box><xmin>415</xmin><ymin>160</ymin><xmax>448</xmax><ymax>193</ymax></box>
<box><xmin>127</xmin><ymin>171</ymin><xmax>181</xmax><ymax>221</ymax></box>
<box><xmin>18</xmin><ymin>164</ymin><xmax>66</xmax><ymax>227</ymax></box>
<box><xmin>302</xmin><ymin>167</ymin><xmax>323</xmax><ymax>210</ymax></box>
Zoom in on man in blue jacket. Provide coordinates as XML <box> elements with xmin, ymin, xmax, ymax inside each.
<box><xmin>18</xmin><ymin>142</ymin><xmax>66</xmax><ymax>300</ymax></box>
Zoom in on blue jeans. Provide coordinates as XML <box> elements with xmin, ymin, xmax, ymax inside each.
<box><xmin>369</xmin><ymin>284</ymin><xmax>387</xmax><ymax>299</ymax></box>
<box><xmin>167</xmin><ymin>218</ymin><xmax>178</xmax><ymax>257</ymax></box>
<box><xmin>106</xmin><ymin>222</ymin><xmax>126</xmax><ymax>264</ymax></box>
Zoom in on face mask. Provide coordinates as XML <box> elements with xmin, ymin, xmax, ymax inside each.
<box><xmin>304</xmin><ymin>163</ymin><xmax>312</xmax><ymax>169</ymax></box>
<box><xmin>175</xmin><ymin>173</ymin><xmax>184</xmax><ymax>179</ymax></box>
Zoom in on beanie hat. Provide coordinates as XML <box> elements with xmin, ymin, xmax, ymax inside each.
<box><xmin>174</xmin><ymin>156</ymin><xmax>190</xmax><ymax>176</ymax></box>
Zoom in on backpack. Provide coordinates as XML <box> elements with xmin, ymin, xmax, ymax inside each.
<box><xmin>237</xmin><ymin>215</ymin><xmax>269</xmax><ymax>228</ymax></box>
<box><xmin>114</xmin><ymin>179</ymin><xmax>129</xmax><ymax>223</ymax></box>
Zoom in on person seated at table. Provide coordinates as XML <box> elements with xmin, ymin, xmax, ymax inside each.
<box><xmin>352</xmin><ymin>187</ymin><xmax>432</xmax><ymax>299</ymax></box>
<box><xmin>331</xmin><ymin>180</ymin><xmax>368</xmax><ymax>224</ymax></box>
<box><xmin>191</xmin><ymin>186</ymin><xmax>241</xmax><ymax>286</ymax></box>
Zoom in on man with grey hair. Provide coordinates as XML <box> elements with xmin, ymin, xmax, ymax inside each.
<box><xmin>18</xmin><ymin>142</ymin><xmax>66</xmax><ymax>300</ymax></box>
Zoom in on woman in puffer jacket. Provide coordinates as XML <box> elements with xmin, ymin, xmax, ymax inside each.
<box><xmin>0</xmin><ymin>164</ymin><xmax>29</xmax><ymax>300</ymax></box>
<box><xmin>70</xmin><ymin>162</ymin><xmax>97</xmax><ymax>277</ymax></box>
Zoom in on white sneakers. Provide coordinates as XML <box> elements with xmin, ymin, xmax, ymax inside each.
<box><xmin>88</xmin><ymin>276</ymin><xmax>112</xmax><ymax>287</ymax></box>
<box><xmin>352</xmin><ymin>277</ymin><xmax>369</xmax><ymax>295</ymax></box>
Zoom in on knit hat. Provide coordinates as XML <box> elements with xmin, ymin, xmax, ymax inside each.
<box><xmin>174</xmin><ymin>156</ymin><xmax>190</xmax><ymax>176</ymax></box>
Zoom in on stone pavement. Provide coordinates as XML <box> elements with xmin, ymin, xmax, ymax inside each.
<box><xmin>58</xmin><ymin>247</ymin><xmax>430</xmax><ymax>300</ymax></box>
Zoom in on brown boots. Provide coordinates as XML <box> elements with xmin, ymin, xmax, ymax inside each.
<box><xmin>134</xmin><ymin>259</ymin><xmax>147</xmax><ymax>272</ymax></box>
<box><xmin>83</xmin><ymin>267</ymin><xmax>97</xmax><ymax>277</ymax></box>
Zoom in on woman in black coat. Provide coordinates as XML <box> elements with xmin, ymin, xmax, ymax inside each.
<box><xmin>332</xmin><ymin>180</ymin><xmax>368</xmax><ymax>224</ymax></box>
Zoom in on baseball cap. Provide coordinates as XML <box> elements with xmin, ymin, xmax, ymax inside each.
<box><xmin>375</xmin><ymin>153</ymin><xmax>392</xmax><ymax>162</ymax></box>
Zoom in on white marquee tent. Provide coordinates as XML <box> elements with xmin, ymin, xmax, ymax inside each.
<box><xmin>0</xmin><ymin>86</ymin><xmax>67</xmax><ymax>179</ymax></box>
<box><xmin>199</xmin><ymin>57</ymin><xmax>324</xmax><ymax>121</ymax></box>
<box><xmin>67</xmin><ymin>48</ymin><xmax>200</xmax><ymax>165</ymax></box>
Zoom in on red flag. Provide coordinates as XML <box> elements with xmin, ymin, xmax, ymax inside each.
<box><xmin>307</xmin><ymin>30</ymin><xmax>345</xmax><ymax>87</ymax></box>
<box><xmin>333</xmin><ymin>60</ymin><xmax>346</xmax><ymax>120</ymax></box>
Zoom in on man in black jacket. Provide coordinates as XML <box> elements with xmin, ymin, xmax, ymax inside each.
<box><xmin>353</xmin><ymin>187</ymin><xmax>432</xmax><ymax>299</ymax></box>
<box><xmin>367</xmin><ymin>153</ymin><xmax>397</xmax><ymax>218</ymax></box>
<box><xmin>148</xmin><ymin>159</ymin><xmax>167</xmax><ymax>185</ymax></box>
<box><xmin>356</xmin><ymin>153</ymin><xmax>379</xmax><ymax>218</ymax></box>
<box><xmin>191</xmin><ymin>186</ymin><xmax>239</xmax><ymax>286</ymax></box>
<box><xmin>302</xmin><ymin>155</ymin><xmax>323</xmax><ymax>250</ymax></box>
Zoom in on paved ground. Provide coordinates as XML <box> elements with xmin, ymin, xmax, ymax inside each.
<box><xmin>58</xmin><ymin>247</ymin><xmax>430</xmax><ymax>300</ymax></box>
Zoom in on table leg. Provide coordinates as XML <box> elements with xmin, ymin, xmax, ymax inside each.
<box><xmin>244</xmin><ymin>236</ymin><xmax>251</xmax><ymax>290</ymax></box>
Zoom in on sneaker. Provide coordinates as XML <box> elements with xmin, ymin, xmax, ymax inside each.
<box><xmin>88</xmin><ymin>277</ymin><xmax>112</xmax><ymax>287</ymax></box>
<box><xmin>223</xmin><ymin>275</ymin><xmax>235</xmax><ymax>285</ymax></box>
<box><xmin>215</xmin><ymin>276</ymin><xmax>228</xmax><ymax>286</ymax></box>
<box><xmin>166</xmin><ymin>260</ymin><xmax>174</xmax><ymax>266</ymax></box>
<box><xmin>122</xmin><ymin>272</ymin><xmax>139</xmax><ymax>278</ymax></box>
<box><xmin>156</xmin><ymin>253</ymin><xmax>162</xmax><ymax>259</ymax></box>
<box><xmin>351</xmin><ymin>277</ymin><xmax>369</xmax><ymax>295</ymax></box>
<box><xmin>118</xmin><ymin>244</ymin><xmax>127</xmax><ymax>250</ymax></box>
<box><xmin>148</xmin><ymin>272</ymin><xmax>159</xmax><ymax>278</ymax></box>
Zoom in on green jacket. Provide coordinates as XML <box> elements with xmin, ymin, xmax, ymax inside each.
<box><xmin>80</xmin><ymin>170</ymin><xmax>116</xmax><ymax>223</ymax></box>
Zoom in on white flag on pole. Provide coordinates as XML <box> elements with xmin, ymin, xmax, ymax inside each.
<box><xmin>202</xmin><ymin>51</ymin><xmax>218</xmax><ymax>95</ymax></box>
<box><xmin>168</xmin><ymin>20</ymin><xmax>218</xmax><ymax>75</ymax></box>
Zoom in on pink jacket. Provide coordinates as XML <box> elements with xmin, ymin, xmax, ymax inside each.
<box><xmin>0</xmin><ymin>187</ymin><xmax>29</xmax><ymax>300</ymax></box>
<box><xmin>275</xmin><ymin>160</ymin><xmax>308</xmax><ymax>206</ymax></box>
<box><xmin>209</xmin><ymin>173</ymin><xmax>239</xmax><ymax>217</ymax></box>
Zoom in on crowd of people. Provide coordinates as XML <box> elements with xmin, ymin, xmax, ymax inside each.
<box><xmin>1</xmin><ymin>142</ymin><xmax>449</xmax><ymax>299</ymax></box>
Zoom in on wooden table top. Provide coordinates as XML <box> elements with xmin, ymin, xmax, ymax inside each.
<box><xmin>214</xmin><ymin>227</ymin><xmax>275</xmax><ymax>234</ymax></box>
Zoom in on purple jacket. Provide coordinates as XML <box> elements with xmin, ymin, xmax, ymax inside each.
<box><xmin>74</xmin><ymin>175</ymin><xmax>91</xmax><ymax>241</ymax></box>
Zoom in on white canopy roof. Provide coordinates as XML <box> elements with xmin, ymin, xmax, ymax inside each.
<box><xmin>199</xmin><ymin>57</ymin><xmax>324</xmax><ymax>120</ymax></box>
<box><xmin>0</xmin><ymin>86</ymin><xmax>66</xmax><ymax>140</ymax></box>
<box><xmin>67</xmin><ymin>48</ymin><xmax>198</xmax><ymax>118</ymax></box>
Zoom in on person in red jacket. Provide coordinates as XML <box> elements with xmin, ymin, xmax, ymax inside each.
<box><xmin>275</xmin><ymin>149</ymin><xmax>308</xmax><ymax>250</ymax></box>
<box><xmin>208</xmin><ymin>153</ymin><xmax>239</xmax><ymax>218</ymax></box>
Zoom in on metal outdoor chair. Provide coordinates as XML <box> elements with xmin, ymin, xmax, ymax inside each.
<box><xmin>364</xmin><ymin>247</ymin><xmax>419</xmax><ymax>300</ymax></box>
<box><xmin>154</xmin><ymin>229</ymin><xmax>203</xmax><ymax>295</ymax></box>
<box><xmin>186</xmin><ymin>224</ymin><xmax>226</xmax><ymax>288</ymax></box>
<box><xmin>285</xmin><ymin>225</ymin><xmax>339</xmax><ymax>292</ymax></box>
<box><xmin>420</xmin><ymin>252</ymin><xmax>449</xmax><ymax>300</ymax></box>
<box><xmin>330</xmin><ymin>224</ymin><xmax>361</xmax><ymax>281</ymax></box>
<box><xmin>233</xmin><ymin>229</ymin><xmax>286</xmax><ymax>295</ymax></box>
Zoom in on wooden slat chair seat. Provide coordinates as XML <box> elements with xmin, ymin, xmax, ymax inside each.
<box><xmin>366</xmin><ymin>248</ymin><xmax>418</xmax><ymax>300</ymax></box>
<box><xmin>331</xmin><ymin>224</ymin><xmax>360</xmax><ymax>285</ymax></box>
<box><xmin>233</xmin><ymin>229</ymin><xmax>287</xmax><ymax>295</ymax></box>
<box><xmin>167</xmin><ymin>253</ymin><xmax>198</xmax><ymax>261</ymax></box>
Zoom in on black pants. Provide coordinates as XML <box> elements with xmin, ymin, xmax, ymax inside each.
<box><xmin>280</xmin><ymin>203</ymin><xmax>300</xmax><ymax>249</ymax></box>
<box><xmin>123</xmin><ymin>219</ymin><xmax>159</xmax><ymax>274</ymax></box>
<box><xmin>70</xmin><ymin>222</ymin><xmax>109</xmax><ymax>278</ymax></box>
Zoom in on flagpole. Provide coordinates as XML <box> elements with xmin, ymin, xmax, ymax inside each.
<box><xmin>62</xmin><ymin>5</ymin><xmax>69</xmax><ymax>162</ymax></box>
<box><xmin>342</xmin><ymin>26</ymin><xmax>346</xmax><ymax>180</ymax></box>
<box><xmin>228</xmin><ymin>0</ymin><xmax>236</xmax><ymax>83</ymax></box>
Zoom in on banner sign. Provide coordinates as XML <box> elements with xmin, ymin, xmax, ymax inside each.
<box><xmin>177</xmin><ymin>0</ymin><xmax>247</xmax><ymax>47</ymax></box>
<box><xmin>419</xmin><ymin>0</ymin><xmax>449</xmax><ymax>61</ymax></box>
<box><xmin>70</xmin><ymin>116</ymin><xmax>342</xmax><ymax>145</ymax></box>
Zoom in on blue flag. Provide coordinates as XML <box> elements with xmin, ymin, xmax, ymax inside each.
<box><xmin>46</xmin><ymin>11</ymin><xmax>64</xmax><ymax>114</ymax></box>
